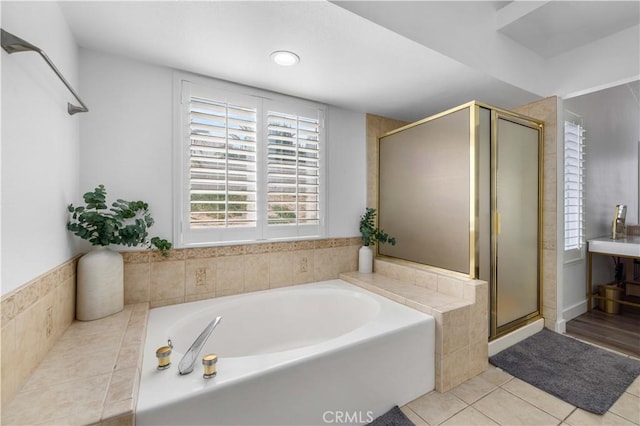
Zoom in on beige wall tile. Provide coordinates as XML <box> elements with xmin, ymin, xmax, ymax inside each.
<box><xmin>1</xmin><ymin>293</ymin><xmax>18</xmax><ymax>324</ymax></box>
<box><xmin>150</xmin><ymin>248</ymin><xmax>185</xmax><ymax>262</ymax></box>
<box><xmin>122</xmin><ymin>251</ymin><xmax>150</xmax><ymax>264</ymax></box>
<box><xmin>218</xmin><ymin>244</ymin><xmax>247</xmax><ymax>257</ymax></box>
<box><xmin>243</xmin><ymin>253</ymin><xmax>270</xmax><ymax>292</ymax></box>
<box><xmin>335</xmin><ymin>245</ymin><xmax>358</xmax><ymax>275</ymax></box>
<box><xmin>292</xmin><ymin>250</ymin><xmax>315</xmax><ymax>284</ymax></box>
<box><xmin>185</xmin><ymin>247</ymin><xmax>219</xmax><ymax>259</ymax></box>
<box><xmin>415</xmin><ymin>270</ymin><xmax>438</xmax><ymax>290</ymax></box>
<box><xmin>1</xmin><ymin>320</ymin><xmax>17</xmax><ymax>406</ymax></box>
<box><xmin>313</xmin><ymin>248</ymin><xmax>338</xmax><ymax>282</ymax></box>
<box><xmin>441</xmin><ymin>345</ymin><xmax>470</xmax><ymax>391</ymax></box>
<box><xmin>14</xmin><ymin>292</ymin><xmax>54</xmax><ymax>388</ymax></box>
<box><xmin>102</xmin><ymin>400</ymin><xmax>135</xmax><ymax>425</ymax></box>
<box><xmin>469</xmin><ymin>283</ymin><xmax>489</xmax><ymax>343</ymax></box>
<box><xmin>438</xmin><ymin>276</ymin><xmax>464</xmax><ymax>299</ymax></box>
<box><xmin>15</xmin><ymin>278</ymin><xmax>40</xmax><ymax>315</ymax></box>
<box><xmin>149</xmin><ymin>297</ymin><xmax>186</xmax><ymax>309</ymax></box>
<box><xmin>39</xmin><ymin>269</ymin><xmax>58</xmax><ymax>298</ymax></box>
<box><xmin>434</xmin><ymin>352</ymin><xmax>443</xmax><ymax>391</ymax></box>
<box><xmin>150</xmin><ymin>260</ymin><xmax>185</xmax><ymax>302</ymax></box>
<box><xmin>216</xmin><ymin>256</ymin><xmax>244</xmax><ymax>296</ymax></box>
<box><xmin>393</xmin><ymin>263</ymin><xmax>418</xmax><ymax>283</ymax></box>
<box><xmin>468</xmin><ymin>339</ymin><xmax>489</xmax><ymax>378</ymax></box>
<box><xmin>101</xmin><ymin>412</ymin><xmax>135</xmax><ymax>426</ymax></box>
<box><xmin>366</xmin><ymin>114</ymin><xmax>408</xmax><ymax>208</ymax></box>
<box><xmin>123</xmin><ymin>262</ymin><xmax>150</xmax><ymax>304</ymax></box>
<box><xmin>431</xmin><ymin>311</ymin><xmax>444</xmax><ymax>357</ymax></box>
<box><xmin>185</xmin><ymin>258</ymin><xmax>217</xmax><ymax>296</ymax></box>
<box><xmin>185</xmin><ymin>292</ymin><xmax>216</xmax><ymax>303</ymax></box>
<box><xmin>269</xmin><ymin>251</ymin><xmax>294</xmax><ymax>288</ymax></box>
<box><xmin>441</xmin><ymin>307</ymin><xmax>470</xmax><ymax>355</ymax></box>
<box><xmin>52</xmin><ymin>275</ymin><xmax>75</xmax><ymax>343</ymax></box>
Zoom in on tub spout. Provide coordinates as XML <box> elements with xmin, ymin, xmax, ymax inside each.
<box><xmin>178</xmin><ymin>316</ymin><xmax>222</xmax><ymax>375</ymax></box>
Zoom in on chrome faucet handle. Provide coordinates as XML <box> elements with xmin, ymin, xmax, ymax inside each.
<box><xmin>178</xmin><ymin>316</ymin><xmax>222</xmax><ymax>375</ymax></box>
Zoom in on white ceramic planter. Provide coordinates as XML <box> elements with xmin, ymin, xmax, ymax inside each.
<box><xmin>76</xmin><ymin>247</ymin><xmax>124</xmax><ymax>321</ymax></box>
<box><xmin>358</xmin><ymin>245</ymin><xmax>374</xmax><ymax>273</ymax></box>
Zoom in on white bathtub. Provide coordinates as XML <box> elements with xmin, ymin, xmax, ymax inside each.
<box><xmin>136</xmin><ymin>279</ymin><xmax>435</xmax><ymax>425</ymax></box>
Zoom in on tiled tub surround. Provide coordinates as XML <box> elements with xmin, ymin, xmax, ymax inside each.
<box><xmin>0</xmin><ymin>237</ymin><xmax>361</xmax><ymax>423</ymax></box>
<box><xmin>1</xmin><ymin>238</ymin><xmax>482</xmax><ymax>423</ymax></box>
<box><xmin>341</xmin><ymin>258</ymin><xmax>489</xmax><ymax>393</ymax></box>
<box><xmin>137</xmin><ymin>280</ymin><xmax>435</xmax><ymax>425</ymax></box>
<box><xmin>2</xmin><ymin>303</ymin><xmax>147</xmax><ymax>425</ymax></box>
<box><xmin>1</xmin><ymin>257</ymin><xmax>77</xmax><ymax>406</ymax></box>
<box><xmin>123</xmin><ymin>237</ymin><xmax>362</xmax><ymax>308</ymax></box>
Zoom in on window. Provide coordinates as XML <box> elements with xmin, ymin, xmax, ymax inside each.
<box><xmin>175</xmin><ymin>77</ymin><xmax>326</xmax><ymax>246</ymax></box>
<box><xmin>564</xmin><ymin>119</ymin><xmax>585</xmax><ymax>256</ymax></box>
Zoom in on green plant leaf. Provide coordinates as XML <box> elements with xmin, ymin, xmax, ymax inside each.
<box><xmin>66</xmin><ymin>185</ymin><xmax>172</xmax><ymax>255</ymax></box>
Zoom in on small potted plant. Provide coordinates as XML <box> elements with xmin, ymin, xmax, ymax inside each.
<box><xmin>67</xmin><ymin>184</ymin><xmax>172</xmax><ymax>320</ymax></box>
<box><xmin>358</xmin><ymin>207</ymin><xmax>396</xmax><ymax>273</ymax></box>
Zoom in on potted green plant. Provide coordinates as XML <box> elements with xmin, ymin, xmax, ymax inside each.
<box><xmin>358</xmin><ymin>207</ymin><xmax>396</xmax><ymax>273</ymax></box>
<box><xmin>67</xmin><ymin>184</ymin><xmax>172</xmax><ymax>320</ymax></box>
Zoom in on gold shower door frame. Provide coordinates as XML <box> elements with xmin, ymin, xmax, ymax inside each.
<box><xmin>489</xmin><ymin>110</ymin><xmax>544</xmax><ymax>339</ymax></box>
<box><xmin>376</xmin><ymin>101</ymin><xmax>544</xmax><ymax>340</ymax></box>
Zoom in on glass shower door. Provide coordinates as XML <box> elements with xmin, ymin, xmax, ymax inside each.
<box><xmin>492</xmin><ymin>114</ymin><xmax>541</xmax><ymax>335</ymax></box>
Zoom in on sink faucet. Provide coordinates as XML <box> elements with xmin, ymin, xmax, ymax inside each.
<box><xmin>178</xmin><ymin>316</ymin><xmax>222</xmax><ymax>375</ymax></box>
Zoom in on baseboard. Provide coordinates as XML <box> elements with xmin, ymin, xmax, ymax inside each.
<box><xmin>563</xmin><ymin>300</ymin><xmax>588</xmax><ymax>322</ymax></box>
<box><xmin>488</xmin><ymin>319</ymin><xmax>544</xmax><ymax>357</ymax></box>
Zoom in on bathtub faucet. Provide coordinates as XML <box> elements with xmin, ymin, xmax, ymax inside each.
<box><xmin>178</xmin><ymin>316</ymin><xmax>222</xmax><ymax>375</ymax></box>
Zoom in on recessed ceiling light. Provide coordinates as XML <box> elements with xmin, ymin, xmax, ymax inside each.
<box><xmin>270</xmin><ymin>50</ymin><xmax>300</xmax><ymax>66</ymax></box>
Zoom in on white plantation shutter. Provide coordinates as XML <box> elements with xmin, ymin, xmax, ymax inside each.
<box><xmin>266</xmin><ymin>110</ymin><xmax>321</xmax><ymax>226</ymax></box>
<box><xmin>177</xmin><ymin>78</ymin><xmax>326</xmax><ymax>246</ymax></box>
<box><xmin>189</xmin><ymin>97</ymin><xmax>258</xmax><ymax>229</ymax></box>
<box><xmin>564</xmin><ymin>120</ymin><xmax>585</xmax><ymax>252</ymax></box>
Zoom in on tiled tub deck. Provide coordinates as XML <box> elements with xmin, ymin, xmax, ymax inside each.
<box><xmin>2</xmin><ymin>303</ymin><xmax>147</xmax><ymax>425</ymax></box>
<box><xmin>2</xmin><ymin>259</ymin><xmax>488</xmax><ymax>425</ymax></box>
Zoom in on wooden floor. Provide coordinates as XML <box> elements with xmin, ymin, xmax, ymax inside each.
<box><xmin>566</xmin><ymin>305</ymin><xmax>640</xmax><ymax>358</ymax></box>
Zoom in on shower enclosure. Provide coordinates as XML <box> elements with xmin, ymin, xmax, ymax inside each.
<box><xmin>377</xmin><ymin>101</ymin><xmax>543</xmax><ymax>339</ymax></box>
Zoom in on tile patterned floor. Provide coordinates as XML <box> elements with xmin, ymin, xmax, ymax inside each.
<box><xmin>401</xmin><ymin>364</ymin><xmax>640</xmax><ymax>426</ymax></box>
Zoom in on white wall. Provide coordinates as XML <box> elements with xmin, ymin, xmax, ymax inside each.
<box><xmin>79</xmin><ymin>49</ymin><xmax>366</xmax><ymax>244</ymax></box>
<box><xmin>548</xmin><ymin>25</ymin><xmax>640</xmax><ymax>98</ymax></box>
<box><xmin>562</xmin><ymin>81</ymin><xmax>640</xmax><ymax>319</ymax></box>
<box><xmin>1</xmin><ymin>2</ymin><xmax>80</xmax><ymax>295</ymax></box>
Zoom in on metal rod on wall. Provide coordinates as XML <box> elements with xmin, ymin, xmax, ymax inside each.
<box><xmin>1</xmin><ymin>28</ymin><xmax>89</xmax><ymax>115</ymax></box>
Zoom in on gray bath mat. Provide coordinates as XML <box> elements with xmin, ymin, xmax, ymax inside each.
<box><xmin>367</xmin><ymin>406</ymin><xmax>414</xmax><ymax>426</ymax></box>
<box><xmin>490</xmin><ymin>328</ymin><xmax>640</xmax><ymax>414</ymax></box>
